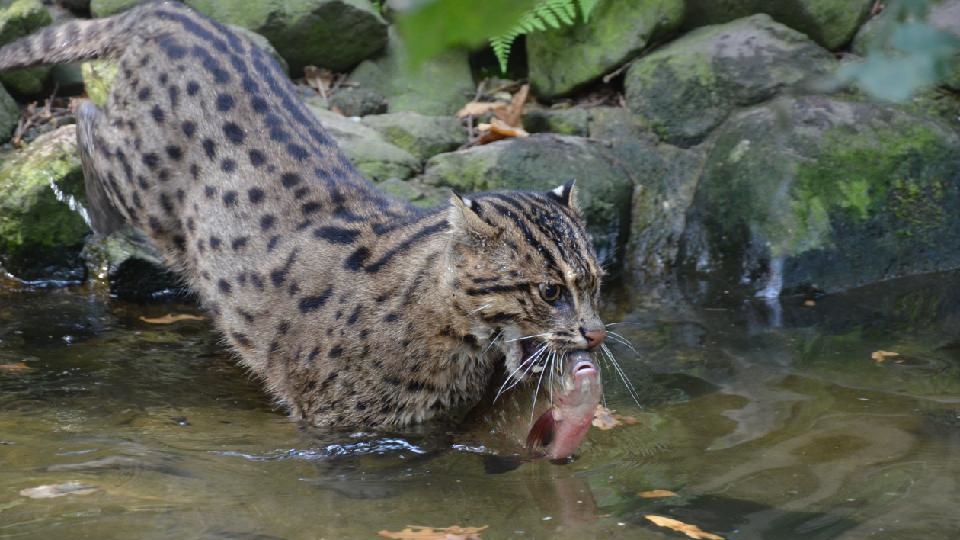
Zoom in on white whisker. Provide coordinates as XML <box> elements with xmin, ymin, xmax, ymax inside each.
<box><xmin>600</xmin><ymin>343</ymin><xmax>643</xmax><ymax>407</ymax></box>
<box><xmin>605</xmin><ymin>331</ymin><xmax>640</xmax><ymax>356</ymax></box>
<box><xmin>530</xmin><ymin>352</ymin><xmax>549</xmax><ymax>423</ymax></box>
<box><xmin>505</xmin><ymin>332</ymin><xmax>553</xmax><ymax>343</ymax></box>
<box><xmin>493</xmin><ymin>343</ymin><xmax>547</xmax><ymax>402</ymax></box>
<box><xmin>472</xmin><ymin>303</ymin><xmax>492</xmax><ymax>313</ymax></box>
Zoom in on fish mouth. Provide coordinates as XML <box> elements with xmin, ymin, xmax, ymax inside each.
<box><xmin>572</xmin><ymin>358</ymin><xmax>597</xmax><ymax>380</ymax></box>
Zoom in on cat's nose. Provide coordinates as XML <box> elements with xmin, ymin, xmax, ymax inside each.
<box><xmin>581</xmin><ymin>328</ymin><xmax>606</xmax><ymax>350</ymax></box>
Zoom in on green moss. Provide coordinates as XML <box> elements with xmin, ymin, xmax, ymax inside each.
<box><xmin>81</xmin><ymin>61</ymin><xmax>118</xmax><ymax>107</ymax></box>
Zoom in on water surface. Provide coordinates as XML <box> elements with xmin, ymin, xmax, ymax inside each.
<box><xmin>1</xmin><ymin>272</ymin><xmax>959</xmax><ymax>539</ymax></box>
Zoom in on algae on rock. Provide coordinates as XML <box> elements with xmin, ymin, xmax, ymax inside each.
<box><xmin>0</xmin><ymin>125</ymin><xmax>90</xmax><ymax>281</ymax></box>
<box><xmin>680</xmin><ymin>96</ymin><xmax>960</xmax><ymax>297</ymax></box>
<box><xmin>0</xmin><ymin>0</ymin><xmax>52</xmax><ymax>97</ymax></box>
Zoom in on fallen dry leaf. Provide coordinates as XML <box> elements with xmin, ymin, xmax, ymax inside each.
<box><xmin>493</xmin><ymin>84</ymin><xmax>529</xmax><ymax>127</ymax></box>
<box><xmin>456</xmin><ymin>101</ymin><xmax>507</xmax><ymax>119</ymax></box>
<box><xmin>20</xmin><ymin>482</ymin><xmax>99</xmax><ymax>499</ymax></box>
<box><xmin>139</xmin><ymin>313</ymin><xmax>205</xmax><ymax>325</ymax></box>
<box><xmin>592</xmin><ymin>405</ymin><xmax>639</xmax><ymax>430</ymax></box>
<box><xmin>0</xmin><ymin>362</ymin><xmax>32</xmax><ymax>374</ymax></box>
<box><xmin>473</xmin><ymin>118</ymin><xmax>529</xmax><ymax>145</ymax></box>
<box><xmin>645</xmin><ymin>515</ymin><xmax>724</xmax><ymax>540</ymax></box>
<box><xmin>871</xmin><ymin>350</ymin><xmax>899</xmax><ymax>362</ymax></box>
<box><xmin>378</xmin><ymin>524</ymin><xmax>487</xmax><ymax>540</ymax></box>
<box><xmin>639</xmin><ymin>489</ymin><xmax>678</xmax><ymax>498</ymax></box>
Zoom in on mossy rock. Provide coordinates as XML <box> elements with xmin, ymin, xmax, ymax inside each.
<box><xmin>184</xmin><ymin>0</ymin><xmax>387</xmax><ymax>75</ymax></box>
<box><xmin>378</xmin><ymin>177</ymin><xmax>448</xmax><ymax>209</ymax></box>
<box><xmin>0</xmin><ymin>0</ymin><xmax>53</xmax><ymax>98</ymax></box>
<box><xmin>0</xmin><ymin>125</ymin><xmax>90</xmax><ymax>281</ymax></box>
<box><xmin>89</xmin><ymin>0</ymin><xmax>137</xmax><ymax>17</ymax></box>
<box><xmin>523</xmin><ymin>106</ymin><xmax>590</xmax><ymax>136</ymax></box>
<box><xmin>526</xmin><ymin>0</ymin><xmax>684</xmax><ymax>98</ymax></box>
<box><xmin>347</xmin><ymin>32</ymin><xmax>475</xmax><ymax>116</ymax></box>
<box><xmin>0</xmin><ymin>82</ymin><xmax>18</xmax><ymax>142</ymax></box>
<box><xmin>308</xmin><ymin>102</ymin><xmax>418</xmax><ymax>182</ymax></box>
<box><xmin>625</xmin><ymin>14</ymin><xmax>836</xmax><ymax>147</ymax></box>
<box><xmin>679</xmin><ymin>95</ymin><xmax>960</xmax><ymax>297</ymax></box>
<box><xmin>421</xmin><ymin>134</ymin><xmax>634</xmax><ymax>266</ymax></box>
<box><xmin>361</xmin><ymin>112</ymin><xmax>466</xmax><ymax>162</ymax></box>
<box><xmin>684</xmin><ymin>0</ymin><xmax>874</xmax><ymax>50</ymax></box>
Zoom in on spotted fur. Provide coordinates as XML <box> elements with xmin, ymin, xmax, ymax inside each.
<box><xmin>0</xmin><ymin>1</ymin><xmax>606</xmax><ymax>428</ymax></box>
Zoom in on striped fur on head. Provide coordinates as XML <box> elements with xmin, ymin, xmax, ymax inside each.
<box><xmin>447</xmin><ymin>181</ymin><xmax>605</xmax><ymax>376</ymax></box>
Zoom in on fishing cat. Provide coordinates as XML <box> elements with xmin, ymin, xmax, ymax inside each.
<box><xmin>0</xmin><ymin>1</ymin><xmax>606</xmax><ymax>428</ymax></box>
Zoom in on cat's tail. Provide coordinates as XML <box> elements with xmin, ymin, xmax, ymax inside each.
<box><xmin>0</xmin><ymin>4</ymin><xmax>148</xmax><ymax>70</ymax></box>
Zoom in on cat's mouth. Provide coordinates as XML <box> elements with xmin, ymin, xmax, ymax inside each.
<box><xmin>500</xmin><ymin>333</ymin><xmax>550</xmax><ymax>379</ymax></box>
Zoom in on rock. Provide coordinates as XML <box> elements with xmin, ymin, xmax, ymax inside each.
<box><xmin>684</xmin><ymin>0</ymin><xmax>874</xmax><ymax>50</ymax></box>
<box><xmin>0</xmin><ymin>125</ymin><xmax>90</xmax><ymax>282</ymax></box>
<box><xmin>80</xmin><ymin>60</ymin><xmax>116</xmax><ymax>107</ymax></box>
<box><xmin>527</xmin><ymin>0</ymin><xmax>684</xmax><ymax>98</ymax></box>
<box><xmin>327</xmin><ymin>86</ymin><xmax>387</xmax><ymax>117</ymax></box>
<box><xmin>0</xmin><ymin>83</ymin><xmax>18</xmax><ymax>142</ymax></box>
<box><xmin>347</xmin><ymin>32</ymin><xmax>475</xmax><ymax>116</ymax></box>
<box><xmin>307</xmin><ymin>101</ymin><xmax>419</xmax><ymax>182</ymax></box>
<box><xmin>183</xmin><ymin>0</ymin><xmax>387</xmax><ymax>75</ymax></box>
<box><xmin>679</xmin><ymin>95</ymin><xmax>960</xmax><ymax>298</ymax></box>
<box><xmin>0</xmin><ymin>0</ymin><xmax>52</xmax><ymax>98</ymax></box>
<box><xmin>89</xmin><ymin>0</ymin><xmax>137</xmax><ymax>17</ymax></box>
<box><xmin>852</xmin><ymin>0</ymin><xmax>960</xmax><ymax>91</ymax></box>
<box><xmin>421</xmin><ymin>135</ymin><xmax>634</xmax><ymax>265</ymax></box>
<box><xmin>377</xmin><ymin>177</ymin><xmax>449</xmax><ymax>208</ymax></box>
<box><xmin>82</xmin><ymin>226</ymin><xmax>187</xmax><ymax>300</ymax></box>
<box><xmin>624</xmin><ymin>14</ymin><xmax>836</xmax><ymax>146</ymax></box>
<box><xmin>361</xmin><ymin>112</ymin><xmax>466</xmax><ymax>162</ymax></box>
<box><xmin>523</xmin><ymin>106</ymin><xmax>590</xmax><ymax>136</ymax></box>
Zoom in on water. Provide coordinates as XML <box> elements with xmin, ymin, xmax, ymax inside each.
<box><xmin>1</xmin><ymin>271</ymin><xmax>960</xmax><ymax>539</ymax></box>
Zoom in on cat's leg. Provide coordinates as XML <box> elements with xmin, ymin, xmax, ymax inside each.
<box><xmin>76</xmin><ymin>100</ymin><xmax>128</xmax><ymax>235</ymax></box>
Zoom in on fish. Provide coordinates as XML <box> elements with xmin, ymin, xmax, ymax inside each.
<box><xmin>525</xmin><ymin>351</ymin><xmax>602</xmax><ymax>459</ymax></box>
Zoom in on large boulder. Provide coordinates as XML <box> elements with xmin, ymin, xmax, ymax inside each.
<box><xmin>625</xmin><ymin>15</ymin><xmax>836</xmax><ymax>147</ymax></box>
<box><xmin>0</xmin><ymin>0</ymin><xmax>52</xmax><ymax>97</ymax></box>
<box><xmin>0</xmin><ymin>81</ymin><xmax>18</xmax><ymax>142</ymax></box>
<box><xmin>0</xmin><ymin>125</ymin><xmax>90</xmax><ymax>281</ymax></box>
<box><xmin>361</xmin><ymin>112</ymin><xmax>466</xmax><ymax>162</ymax></box>
<box><xmin>684</xmin><ymin>0</ymin><xmax>874</xmax><ymax>50</ymax></box>
<box><xmin>678</xmin><ymin>96</ymin><xmax>960</xmax><ymax>299</ymax></box>
<box><xmin>183</xmin><ymin>0</ymin><xmax>387</xmax><ymax>75</ymax></box>
<box><xmin>308</xmin><ymin>103</ymin><xmax>419</xmax><ymax>182</ymax></box>
<box><xmin>420</xmin><ymin>135</ymin><xmax>634</xmax><ymax>265</ymax></box>
<box><xmin>526</xmin><ymin>0</ymin><xmax>684</xmax><ymax>98</ymax></box>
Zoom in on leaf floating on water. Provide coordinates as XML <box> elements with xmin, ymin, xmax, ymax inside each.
<box><xmin>0</xmin><ymin>362</ymin><xmax>32</xmax><ymax>374</ymax></box>
<box><xmin>639</xmin><ymin>489</ymin><xmax>678</xmax><ymax>498</ymax></box>
<box><xmin>644</xmin><ymin>515</ymin><xmax>724</xmax><ymax>540</ymax></box>
<box><xmin>139</xmin><ymin>313</ymin><xmax>205</xmax><ymax>324</ymax></box>
<box><xmin>592</xmin><ymin>405</ymin><xmax>639</xmax><ymax>430</ymax></box>
<box><xmin>20</xmin><ymin>482</ymin><xmax>99</xmax><ymax>499</ymax></box>
<box><xmin>871</xmin><ymin>350</ymin><xmax>900</xmax><ymax>362</ymax></box>
<box><xmin>377</xmin><ymin>524</ymin><xmax>488</xmax><ymax>540</ymax></box>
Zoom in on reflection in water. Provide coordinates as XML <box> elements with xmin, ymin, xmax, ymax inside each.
<box><xmin>1</xmin><ymin>272</ymin><xmax>960</xmax><ymax>538</ymax></box>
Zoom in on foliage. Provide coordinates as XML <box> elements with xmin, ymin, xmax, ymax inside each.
<box><xmin>488</xmin><ymin>0</ymin><xmax>598</xmax><ymax>73</ymax></box>
<box><xmin>839</xmin><ymin>0</ymin><xmax>960</xmax><ymax>101</ymax></box>
<box><xmin>394</xmin><ymin>0</ymin><xmax>542</xmax><ymax>68</ymax></box>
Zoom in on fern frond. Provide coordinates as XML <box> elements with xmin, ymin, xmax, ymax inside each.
<box><xmin>489</xmin><ymin>0</ymin><xmax>594</xmax><ymax>74</ymax></box>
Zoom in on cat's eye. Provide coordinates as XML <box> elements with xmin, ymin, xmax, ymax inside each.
<box><xmin>539</xmin><ymin>283</ymin><xmax>564</xmax><ymax>304</ymax></box>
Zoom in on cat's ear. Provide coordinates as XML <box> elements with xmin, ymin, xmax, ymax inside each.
<box><xmin>449</xmin><ymin>191</ymin><xmax>498</xmax><ymax>240</ymax></box>
<box><xmin>547</xmin><ymin>179</ymin><xmax>579</xmax><ymax>212</ymax></box>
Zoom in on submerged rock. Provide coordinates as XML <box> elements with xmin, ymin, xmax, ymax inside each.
<box><xmin>684</xmin><ymin>0</ymin><xmax>874</xmax><ymax>50</ymax></box>
<box><xmin>82</xmin><ymin>226</ymin><xmax>187</xmax><ymax>300</ymax></box>
<box><xmin>0</xmin><ymin>125</ymin><xmax>89</xmax><ymax>282</ymax></box>
<box><xmin>679</xmin><ymin>95</ymin><xmax>960</xmax><ymax>299</ymax></box>
<box><xmin>625</xmin><ymin>14</ymin><xmax>836</xmax><ymax>146</ymax></box>
<box><xmin>421</xmin><ymin>135</ymin><xmax>634</xmax><ymax>266</ymax></box>
<box><xmin>526</xmin><ymin>0</ymin><xmax>684</xmax><ymax>98</ymax></box>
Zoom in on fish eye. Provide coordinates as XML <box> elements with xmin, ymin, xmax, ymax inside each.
<box><xmin>539</xmin><ymin>283</ymin><xmax>564</xmax><ymax>304</ymax></box>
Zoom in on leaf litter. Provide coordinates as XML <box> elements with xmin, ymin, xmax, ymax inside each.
<box><xmin>592</xmin><ymin>404</ymin><xmax>638</xmax><ymax>430</ymax></box>
<box><xmin>378</xmin><ymin>524</ymin><xmax>488</xmax><ymax>540</ymax></box>
<box><xmin>644</xmin><ymin>515</ymin><xmax>724</xmax><ymax>540</ymax></box>
<box><xmin>139</xmin><ymin>313</ymin><xmax>205</xmax><ymax>324</ymax></box>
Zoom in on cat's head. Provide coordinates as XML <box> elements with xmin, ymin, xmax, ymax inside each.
<box><xmin>447</xmin><ymin>181</ymin><xmax>606</xmax><ymax>376</ymax></box>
